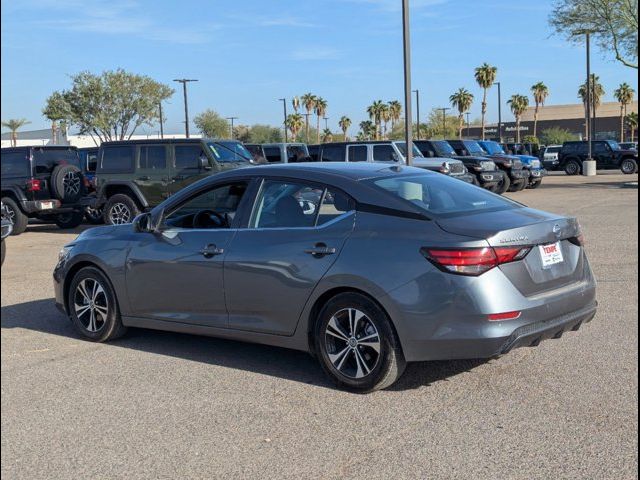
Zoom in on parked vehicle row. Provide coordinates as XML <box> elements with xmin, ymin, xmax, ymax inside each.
<box><xmin>546</xmin><ymin>140</ymin><xmax>638</xmax><ymax>175</ymax></box>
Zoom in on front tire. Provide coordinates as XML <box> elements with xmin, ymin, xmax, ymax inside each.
<box><xmin>67</xmin><ymin>267</ymin><xmax>127</xmax><ymax>342</ymax></box>
<box><xmin>84</xmin><ymin>206</ymin><xmax>104</xmax><ymax>225</ymax></box>
<box><xmin>620</xmin><ymin>158</ymin><xmax>637</xmax><ymax>175</ymax></box>
<box><xmin>314</xmin><ymin>292</ymin><xmax>406</xmax><ymax>392</ymax></box>
<box><xmin>104</xmin><ymin>194</ymin><xmax>140</xmax><ymax>225</ymax></box>
<box><xmin>564</xmin><ymin>159</ymin><xmax>581</xmax><ymax>176</ymax></box>
<box><xmin>495</xmin><ymin>172</ymin><xmax>511</xmax><ymax>195</ymax></box>
<box><xmin>508</xmin><ymin>178</ymin><xmax>527</xmax><ymax>192</ymax></box>
<box><xmin>1</xmin><ymin>197</ymin><xmax>28</xmax><ymax>235</ymax></box>
<box><xmin>527</xmin><ymin>179</ymin><xmax>542</xmax><ymax>189</ymax></box>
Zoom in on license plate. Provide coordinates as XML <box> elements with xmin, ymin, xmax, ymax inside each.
<box><xmin>40</xmin><ymin>201</ymin><xmax>54</xmax><ymax>210</ymax></box>
<box><xmin>539</xmin><ymin>242</ymin><xmax>563</xmax><ymax>268</ymax></box>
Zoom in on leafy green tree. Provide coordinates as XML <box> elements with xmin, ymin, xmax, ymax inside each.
<box><xmin>449</xmin><ymin>88</ymin><xmax>474</xmax><ymax>139</ymax></box>
<box><xmin>314</xmin><ymin>97</ymin><xmax>327</xmax><ymax>144</ymax></box>
<box><xmin>626</xmin><ymin>112</ymin><xmax>638</xmax><ymax>141</ymax></box>
<box><xmin>321</xmin><ymin>128</ymin><xmax>333</xmax><ymax>142</ymax></box>
<box><xmin>531</xmin><ymin>82</ymin><xmax>550</xmax><ymax>138</ymax></box>
<box><xmin>420</xmin><ymin>108</ymin><xmax>458</xmax><ymax>139</ymax></box>
<box><xmin>194</xmin><ymin>109</ymin><xmax>230</xmax><ymax>138</ymax></box>
<box><xmin>507</xmin><ymin>94</ymin><xmax>530</xmax><ymax>143</ymax></box>
<box><xmin>286</xmin><ymin>113</ymin><xmax>304</xmax><ymax>141</ymax></box>
<box><xmin>1</xmin><ymin>118</ymin><xmax>31</xmax><ymax>147</ymax></box>
<box><xmin>358</xmin><ymin>120</ymin><xmax>376</xmax><ymax>140</ymax></box>
<box><xmin>43</xmin><ymin>69</ymin><xmax>173</xmax><ymax>142</ymax></box>
<box><xmin>578</xmin><ymin>74</ymin><xmax>606</xmax><ymax>139</ymax></box>
<box><xmin>614</xmin><ymin>83</ymin><xmax>635</xmax><ymax>141</ymax></box>
<box><xmin>474</xmin><ymin>63</ymin><xmax>498</xmax><ymax>140</ymax></box>
<box><xmin>367</xmin><ymin>100</ymin><xmax>386</xmax><ymax>140</ymax></box>
<box><xmin>247</xmin><ymin>124</ymin><xmax>282</xmax><ymax>143</ymax></box>
<box><xmin>388</xmin><ymin>100</ymin><xmax>402</xmax><ymax>131</ymax></box>
<box><xmin>301</xmin><ymin>93</ymin><xmax>317</xmax><ymax>143</ymax></box>
<box><xmin>539</xmin><ymin>127</ymin><xmax>579</xmax><ymax>145</ymax></box>
<box><xmin>550</xmin><ymin>0</ymin><xmax>638</xmax><ymax>69</ymax></box>
<box><xmin>338</xmin><ymin>116</ymin><xmax>352</xmax><ymax>140</ymax></box>
<box><xmin>42</xmin><ymin>91</ymin><xmax>70</xmax><ymax>145</ymax></box>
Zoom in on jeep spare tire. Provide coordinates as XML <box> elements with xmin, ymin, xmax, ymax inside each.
<box><xmin>51</xmin><ymin>164</ymin><xmax>84</xmax><ymax>204</ymax></box>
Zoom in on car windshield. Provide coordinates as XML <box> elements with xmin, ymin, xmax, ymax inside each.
<box><xmin>208</xmin><ymin>141</ymin><xmax>253</xmax><ymax>163</ymax></box>
<box><xmin>546</xmin><ymin>146</ymin><xmax>561</xmax><ymax>153</ymax></box>
<box><xmin>607</xmin><ymin>140</ymin><xmax>621</xmax><ymax>151</ymax></box>
<box><xmin>395</xmin><ymin>142</ymin><xmax>424</xmax><ymax>158</ymax></box>
<box><xmin>369</xmin><ymin>173</ymin><xmax>520</xmax><ymax>218</ymax></box>
<box><xmin>431</xmin><ymin>141</ymin><xmax>456</xmax><ymax>157</ymax></box>
<box><xmin>463</xmin><ymin>141</ymin><xmax>486</xmax><ymax>155</ymax></box>
<box><xmin>478</xmin><ymin>141</ymin><xmax>504</xmax><ymax>155</ymax></box>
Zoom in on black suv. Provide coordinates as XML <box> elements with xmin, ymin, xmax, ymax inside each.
<box><xmin>448</xmin><ymin>139</ymin><xmax>530</xmax><ymax>193</ymax></box>
<box><xmin>93</xmin><ymin>138</ymin><xmax>252</xmax><ymax>224</ymax></box>
<box><xmin>556</xmin><ymin>141</ymin><xmax>638</xmax><ymax>175</ymax></box>
<box><xmin>413</xmin><ymin>140</ymin><xmax>506</xmax><ymax>192</ymax></box>
<box><xmin>1</xmin><ymin>146</ymin><xmax>86</xmax><ymax>234</ymax></box>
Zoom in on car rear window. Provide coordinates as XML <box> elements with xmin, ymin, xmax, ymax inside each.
<box><xmin>33</xmin><ymin>148</ymin><xmax>80</xmax><ymax>174</ymax></box>
<box><xmin>1</xmin><ymin>151</ymin><xmax>30</xmax><ymax>177</ymax></box>
<box><xmin>100</xmin><ymin>146</ymin><xmax>134</xmax><ymax>172</ymax></box>
<box><xmin>369</xmin><ymin>173</ymin><xmax>519</xmax><ymax>218</ymax></box>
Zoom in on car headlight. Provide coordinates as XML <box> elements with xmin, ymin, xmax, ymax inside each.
<box><xmin>439</xmin><ymin>161</ymin><xmax>451</xmax><ymax>174</ymax></box>
<box><xmin>480</xmin><ymin>161</ymin><xmax>496</xmax><ymax>171</ymax></box>
<box><xmin>58</xmin><ymin>245</ymin><xmax>74</xmax><ymax>263</ymax></box>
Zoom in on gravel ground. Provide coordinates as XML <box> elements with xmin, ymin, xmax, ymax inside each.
<box><xmin>2</xmin><ymin>171</ymin><xmax>638</xmax><ymax>479</ymax></box>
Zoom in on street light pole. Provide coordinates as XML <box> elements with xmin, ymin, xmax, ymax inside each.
<box><xmin>278</xmin><ymin>98</ymin><xmax>288</xmax><ymax>142</ymax></box>
<box><xmin>402</xmin><ymin>0</ymin><xmax>413</xmax><ymax>166</ymax></box>
<box><xmin>173</xmin><ymin>79</ymin><xmax>198</xmax><ymax>138</ymax></box>
<box><xmin>466</xmin><ymin>112</ymin><xmax>471</xmax><ymax>138</ymax></box>
<box><xmin>413</xmin><ymin>90</ymin><xmax>420</xmax><ymax>140</ymax></box>
<box><xmin>439</xmin><ymin>107</ymin><xmax>451</xmax><ymax>139</ymax></box>
<box><xmin>323</xmin><ymin>116</ymin><xmax>330</xmax><ymax>130</ymax></box>
<box><xmin>496</xmin><ymin>81</ymin><xmax>502</xmax><ymax>142</ymax></box>
<box><xmin>158</xmin><ymin>102</ymin><xmax>164</xmax><ymax>139</ymax></box>
<box><xmin>226</xmin><ymin>117</ymin><xmax>238</xmax><ymax>139</ymax></box>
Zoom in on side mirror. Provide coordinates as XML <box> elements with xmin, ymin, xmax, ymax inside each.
<box><xmin>199</xmin><ymin>155</ymin><xmax>212</xmax><ymax>170</ymax></box>
<box><xmin>133</xmin><ymin>210</ymin><xmax>164</xmax><ymax>233</ymax></box>
<box><xmin>462</xmin><ymin>149</ymin><xmax>469</xmax><ymax>156</ymax></box>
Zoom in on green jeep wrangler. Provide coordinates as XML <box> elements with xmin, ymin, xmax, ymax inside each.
<box><xmin>94</xmin><ymin>138</ymin><xmax>252</xmax><ymax>224</ymax></box>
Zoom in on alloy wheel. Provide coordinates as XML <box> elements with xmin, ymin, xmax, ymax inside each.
<box><xmin>324</xmin><ymin>308</ymin><xmax>381</xmax><ymax>379</ymax></box>
<box><xmin>109</xmin><ymin>203</ymin><xmax>131</xmax><ymax>224</ymax></box>
<box><xmin>63</xmin><ymin>172</ymin><xmax>81</xmax><ymax>196</ymax></box>
<box><xmin>73</xmin><ymin>278</ymin><xmax>109</xmax><ymax>333</ymax></box>
<box><xmin>4</xmin><ymin>206</ymin><xmax>15</xmax><ymax>224</ymax></box>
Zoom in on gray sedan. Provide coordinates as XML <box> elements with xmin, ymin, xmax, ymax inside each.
<box><xmin>53</xmin><ymin>163</ymin><xmax>597</xmax><ymax>391</ymax></box>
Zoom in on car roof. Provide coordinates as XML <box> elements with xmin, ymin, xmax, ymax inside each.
<box><xmin>100</xmin><ymin>138</ymin><xmax>240</xmax><ymax>146</ymax></box>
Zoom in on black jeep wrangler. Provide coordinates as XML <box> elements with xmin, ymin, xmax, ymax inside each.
<box><xmin>92</xmin><ymin>138</ymin><xmax>252</xmax><ymax>224</ymax></box>
<box><xmin>1</xmin><ymin>146</ymin><xmax>86</xmax><ymax>234</ymax></box>
<box><xmin>557</xmin><ymin>140</ymin><xmax>638</xmax><ymax>175</ymax></box>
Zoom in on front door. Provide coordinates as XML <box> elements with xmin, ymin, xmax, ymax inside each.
<box><xmin>224</xmin><ymin>179</ymin><xmax>355</xmax><ymax>335</ymax></box>
<box><xmin>125</xmin><ymin>180</ymin><xmax>250</xmax><ymax>327</ymax></box>
<box><xmin>168</xmin><ymin>143</ymin><xmax>212</xmax><ymax>195</ymax></box>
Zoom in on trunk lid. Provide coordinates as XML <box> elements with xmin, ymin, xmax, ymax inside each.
<box><xmin>436</xmin><ymin>207</ymin><xmax>587</xmax><ymax>296</ymax></box>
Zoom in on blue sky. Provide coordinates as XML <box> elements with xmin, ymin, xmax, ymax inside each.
<box><xmin>1</xmin><ymin>0</ymin><xmax>638</xmax><ymax>134</ymax></box>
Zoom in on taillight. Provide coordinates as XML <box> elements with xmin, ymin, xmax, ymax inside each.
<box><xmin>421</xmin><ymin>246</ymin><xmax>531</xmax><ymax>276</ymax></box>
<box><xmin>26</xmin><ymin>179</ymin><xmax>42</xmax><ymax>192</ymax></box>
<box><xmin>488</xmin><ymin>311</ymin><xmax>521</xmax><ymax>321</ymax></box>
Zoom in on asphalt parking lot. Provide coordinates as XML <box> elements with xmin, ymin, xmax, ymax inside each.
<box><xmin>1</xmin><ymin>171</ymin><xmax>638</xmax><ymax>479</ymax></box>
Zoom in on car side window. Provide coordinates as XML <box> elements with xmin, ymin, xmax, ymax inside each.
<box><xmin>348</xmin><ymin>145</ymin><xmax>368</xmax><ymax>162</ymax></box>
<box><xmin>250</xmin><ymin>180</ymin><xmax>325</xmax><ymax>229</ymax></box>
<box><xmin>1</xmin><ymin>151</ymin><xmax>29</xmax><ymax>177</ymax></box>
<box><xmin>373</xmin><ymin>145</ymin><xmax>398</xmax><ymax>162</ymax></box>
<box><xmin>316</xmin><ymin>190</ymin><xmax>354</xmax><ymax>226</ymax></box>
<box><xmin>86</xmin><ymin>151</ymin><xmax>98</xmax><ymax>172</ymax></box>
<box><xmin>577</xmin><ymin>143</ymin><xmax>588</xmax><ymax>154</ymax></box>
<box><xmin>321</xmin><ymin>145</ymin><xmax>344</xmax><ymax>162</ymax></box>
<box><xmin>101</xmin><ymin>146</ymin><xmax>134</xmax><ymax>172</ymax></box>
<box><xmin>139</xmin><ymin>146</ymin><xmax>167</xmax><ymax>170</ymax></box>
<box><xmin>174</xmin><ymin>145</ymin><xmax>203</xmax><ymax>170</ymax></box>
<box><xmin>263</xmin><ymin>147</ymin><xmax>282</xmax><ymax>163</ymax></box>
<box><xmin>164</xmin><ymin>182</ymin><xmax>248</xmax><ymax>229</ymax></box>
<box><xmin>593</xmin><ymin>142</ymin><xmax>608</xmax><ymax>153</ymax></box>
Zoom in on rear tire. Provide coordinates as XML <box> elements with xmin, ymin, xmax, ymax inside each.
<box><xmin>620</xmin><ymin>158</ymin><xmax>637</xmax><ymax>175</ymax></box>
<box><xmin>104</xmin><ymin>194</ymin><xmax>140</xmax><ymax>225</ymax></box>
<box><xmin>314</xmin><ymin>292</ymin><xmax>406</xmax><ymax>392</ymax></box>
<box><xmin>564</xmin><ymin>159</ymin><xmax>581</xmax><ymax>176</ymax></box>
<box><xmin>67</xmin><ymin>267</ymin><xmax>127</xmax><ymax>342</ymax></box>
<box><xmin>55</xmin><ymin>210</ymin><xmax>84</xmax><ymax>229</ymax></box>
<box><xmin>1</xmin><ymin>197</ymin><xmax>28</xmax><ymax>235</ymax></box>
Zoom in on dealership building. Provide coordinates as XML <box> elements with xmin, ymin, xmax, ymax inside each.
<box><xmin>464</xmin><ymin>101</ymin><xmax>638</xmax><ymax>142</ymax></box>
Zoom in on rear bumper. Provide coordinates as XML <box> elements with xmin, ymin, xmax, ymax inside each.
<box><xmin>20</xmin><ymin>199</ymin><xmax>83</xmax><ymax>216</ymax></box>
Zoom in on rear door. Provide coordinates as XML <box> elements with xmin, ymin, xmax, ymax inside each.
<box><xmin>136</xmin><ymin>144</ymin><xmax>170</xmax><ymax>204</ymax></box>
<box><xmin>224</xmin><ymin>179</ymin><xmax>355</xmax><ymax>335</ymax></box>
<box><xmin>347</xmin><ymin>145</ymin><xmax>368</xmax><ymax>162</ymax></box>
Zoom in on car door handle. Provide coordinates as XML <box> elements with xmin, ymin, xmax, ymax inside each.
<box><xmin>304</xmin><ymin>243</ymin><xmax>336</xmax><ymax>258</ymax></box>
<box><xmin>199</xmin><ymin>244</ymin><xmax>224</xmax><ymax>258</ymax></box>
<box><xmin>137</xmin><ymin>176</ymin><xmax>150</xmax><ymax>181</ymax></box>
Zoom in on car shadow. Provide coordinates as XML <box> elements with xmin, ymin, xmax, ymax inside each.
<box><xmin>535</xmin><ymin>181</ymin><xmax>638</xmax><ymax>190</ymax></box>
<box><xmin>23</xmin><ymin>223</ymin><xmax>96</xmax><ymax>235</ymax></box>
<box><xmin>1</xmin><ymin>299</ymin><xmax>489</xmax><ymax>392</ymax></box>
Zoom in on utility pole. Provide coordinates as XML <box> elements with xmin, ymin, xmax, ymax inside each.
<box><xmin>439</xmin><ymin>107</ymin><xmax>451</xmax><ymax>139</ymax></box>
<box><xmin>496</xmin><ymin>81</ymin><xmax>502</xmax><ymax>142</ymax></box>
<box><xmin>226</xmin><ymin>117</ymin><xmax>238</xmax><ymax>139</ymax></box>
<box><xmin>278</xmin><ymin>98</ymin><xmax>288</xmax><ymax>142</ymax></box>
<box><xmin>402</xmin><ymin>0</ymin><xmax>413</xmax><ymax>166</ymax></box>
<box><xmin>572</xmin><ymin>29</ymin><xmax>597</xmax><ymax>175</ymax></box>
<box><xmin>173</xmin><ymin>78</ymin><xmax>198</xmax><ymax>138</ymax></box>
<box><xmin>466</xmin><ymin>112</ymin><xmax>471</xmax><ymax>138</ymax></box>
<box><xmin>158</xmin><ymin>102</ymin><xmax>164</xmax><ymax>139</ymax></box>
<box><xmin>323</xmin><ymin>116</ymin><xmax>330</xmax><ymax>130</ymax></box>
<box><xmin>413</xmin><ymin>90</ymin><xmax>420</xmax><ymax>140</ymax></box>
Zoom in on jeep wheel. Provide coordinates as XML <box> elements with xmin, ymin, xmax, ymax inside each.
<box><xmin>84</xmin><ymin>206</ymin><xmax>104</xmax><ymax>225</ymax></box>
<box><xmin>1</xmin><ymin>197</ymin><xmax>28</xmax><ymax>235</ymax></box>
<box><xmin>55</xmin><ymin>210</ymin><xmax>85</xmax><ymax>229</ymax></box>
<box><xmin>508</xmin><ymin>178</ymin><xmax>527</xmax><ymax>192</ymax></box>
<box><xmin>527</xmin><ymin>179</ymin><xmax>542</xmax><ymax>189</ymax></box>
<box><xmin>564</xmin><ymin>160</ymin><xmax>581</xmax><ymax>176</ymax></box>
<box><xmin>495</xmin><ymin>173</ymin><xmax>511</xmax><ymax>195</ymax></box>
<box><xmin>620</xmin><ymin>158</ymin><xmax>637</xmax><ymax>175</ymax></box>
<box><xmin>104</xmin><ymin>194</ymin><xmax>140</xmax><ymax>225</ymax></box>
<box><xmin>51</xmin><ymin>165</ymin><xmax>84</xmax><ymax>204</ymax></box>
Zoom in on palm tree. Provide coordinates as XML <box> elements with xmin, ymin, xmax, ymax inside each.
<box><xmin>1</xmin><ymin>118</ymin><xmax>31</xmax><ymax>147</ymax></box>
<box><xmin>578</xmin><ymin>75</ymin><xmax>605</xmax><ymax>140</ymax></box>
<box><xmin>530</xmin><ymin>82</ymin><xmax>549</xmax><ymax>139</ymax></box>
<box><xmin>338</xmin><ymin>116</ymin><xmax>352</xmax><ymax>140</ymax></box>
<box><xmin>314</xmin><ymin>97</ymin><xmax>327</xmax><ymax>143</ymax></box>
<box><xmin>367</xmin><ymin>100</ymin><xmax>385</xmax><ymax>140</ymax></box>
<box><xmin>507</xmin><ymin>94</ymin><xmax>529</xmax><ymax>143</ymax></box>
<box><xmin>449</xmin><ymin>88</ymin><xmax>474</xmax><ymax>139</ymax></box>
<box><xmin>388</xmin><ymin>100</ymin><xmax>402</xmax><ymax>130</ymax></box>
<box><xmin>359</xmin><ymin>120</ymin><xmax>376</xmax><ymax>140</ymax></box>
<box><xmin>301</xmin><ymin>93</ymin><xmax>316</xmax><ymax>143</ymax></box>
<box><xmin>474</xmin><ymin>63</ymin><xmax>498</xmax><ymax>140</ymax></box>
<box><xmin>380</xmin><ymin>104</ymin><xmax>391</xmax><ymax>139</ymax></box>
<box><xmin>285</xmin><ymin>113</ymin><xmax>304</xmax><ymax>141</ymax></box>
<box><xmin>321</xmin><ymin>128</ymin><xmax>333</xmax><ymax>142</ymax></box>
<box><xmin>291</xmin><ymin>96</ymin><xmax>300</xmax><ymax>113</ymax></box>
<box><xmin>614</xmin><ymin>83</ymin><xmax>635</xmax><ymax>142</ymax></box>
<box><xmin>626</xmin><ymin>112</ymin><xmax>638</xmax><ymax>142</ymax></box>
